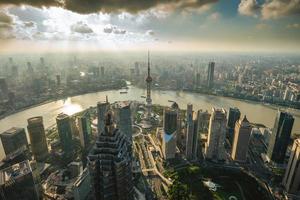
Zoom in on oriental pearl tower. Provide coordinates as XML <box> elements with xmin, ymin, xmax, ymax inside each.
<box><xmin>145</xmin><ymin>51</ymin><xmax>152</xmax><ymax>119</ymax></box>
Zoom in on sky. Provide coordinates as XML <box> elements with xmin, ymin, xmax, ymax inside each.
<box><xmin>0</xmin><ymin>0</ymin><xmax>299</xmax><ymax>53</ymax></box>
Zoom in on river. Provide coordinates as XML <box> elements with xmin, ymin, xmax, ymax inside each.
<box><xmin>0</xmin><ymin>86</ymin><xmax>299</xmax><ymax>159</ymax></box>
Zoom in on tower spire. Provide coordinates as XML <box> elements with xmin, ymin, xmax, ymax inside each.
<box><xmin>148</xmin><ymin>50</ymin><xmax>150</xmax><ymax>77</ymax></box>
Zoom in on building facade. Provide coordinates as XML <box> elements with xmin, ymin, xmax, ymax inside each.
<box><xmin>207</xmin><ymin>62</ymin><xmax>215</xmax><ymax>88</ymax></box>
<box><xmin>282</xmin><ymin>139</ymin><xmax>300</xmax><ymax>198</ymax></box>
<box><xmin>0</xmin><ymin>160</ymin><xmax>39</xmax><ymax>200</ymax></box>
<box><xmin>56</xmin><ymin>113</ymin><xmax>73</xmax><ymax>156</ymax></box>
<box><xmin>114</xmin><ymin>102</ymin><xmax>133</xmax><ymax>142</ymax></box>
<box><xmin>0</xmin><ymin>127</ymin><xmax>28</xmax><ymax>156</ymax></box>
<box><xmin>162</xmin><ymin>107</ymin><xmax>178</xmax><ymax>159</ymax></box>
<box><xmin>27</xmin><ymin>116</ymin><xmax>48</xmax><ymax>162</ymax></box>
<box><xmin>205</xmin><ymin>108</ymin><xmax>227</xmax><ymax>161</ymax></box>
<box><xmin>97</xmin><ymin>101</ymin><xmax>110</xmax><ymax>134</ymax></box>
<box><xmin>267</xmin><ymin>111</ymin><xmax>294</xmax><ymax>164</ymax></box>
<box><xmin>78</xmin><ymin>112</ymin><xmax>92</xmax><ymax>149</ymax></box>
<box><xmin>231</xmin><ymin>116</ymin><xmax>252</xmax><ymax>162</ymax></box>
<box><xmin>87</xmin><ymin>111</ymin><xmax>133</xmax><ymax>200</ymax></box>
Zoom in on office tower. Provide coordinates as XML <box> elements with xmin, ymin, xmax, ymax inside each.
<box><xmin>282</xmin><ymin>139</ymin><xmax>300</xmax><ymax>197</ymax></box>
<box><xmin>195</xmin><ymin>72</ymin><xmax>200</xmax><ymax>88</ymax></box>
<box><xmin>73</xmin><ymin>168</ymin><xmax>91</xmax><ymax>200</ymax></box>
<box><xmin>0</xmin><ymin>160</ymin><xmax>39</xmax><ymax>200</ymax></box>
<box><xmin>0</xmin><ymin>78</ymin><xmax>8</xmax><ymax>99</ymax></box>
<box><xmin>207</xmin><ymin>62</ymin><xmax>215</xmax><ymax>88</ymax></box>
<box><xmin>97</xmin><ymin>100</ymin><xmax>109</xmax><ymax>134</ymax></box>
<box><xmin>162</xmin><ymin>107</ymin><xmax>178</xmax><ymax>159</ymax></box>
<box><xmin>185</xmin><ymin>104</ymin><xmax>194</xmax><ymax>159</ymax></box>
<box><xmin>145</xmin><ymin>52</ymin><xmax>152</xmax><ymax>119</ymax></box>
<box><xmin>78</xmin><ymin>112</ymin><xmax>92</xmax><ymax>148</ymax></box>
<box><xmin>231</xmin><ymin>116</ymin><xmax>252</xmax><ymax>162</ymax></box>
<box><xmin>27</xmin><ymin>62</ymin><xmax>34</xmax><ymax>74</ymax></box>
<box><xmin>227</xmin><ymin>107</ymin><xmax>241</xmax><ymax>129</ymax></box>
<box><xmin>115</xmin><ymin>102</ymin><xmax>133</xmax><ymax>142</ymax></box>
<box><xmin>56</xmin><ymin>75</ymin><xmax>61</xmax><ymax>86</ymax></box>
<box><xmin>101</xmin><ymin>66</ymin><xmax>105</xmax><ymax>77</ymax></box>
<box><xmin>56</xmin><ymin>113</ymin><xmax>73</xmax><ymax>156</ymax></box>
<box><xmin>205</xmin><ymin>108</ymin><xmax>227</xmax><ymax>161</ymax></box>
<box><xmin>198</xmin><ymin>110</ymin><xmax>211</xmax><ymax>132</ymax></box>
<box><xmin>0</xmin><ymin>127</ymin><xmax>28</xmax><ymax>155</ymax></box>
<box><xmin>186</xmin><ymin>110</ymin><xmax>200</xmax><ymax>160</ymax></box>
<box><xmin>267</xmin><ymin>111</ymin><xmax>294</xmax><ymax>164</ymax></box>
<box><xmin>27</xmin><ymin>116</ymin><xmax>48</xmax><ymax>162</ymax></box>
<box><xmin>87</xmin><ymin>111</ymin><xmax>133</xmax><ymax>200</ymax></box>
<box><xmin>134</xmin><ymin>62</ymin><xmax>140</xmax><ymax>76</ymax></box>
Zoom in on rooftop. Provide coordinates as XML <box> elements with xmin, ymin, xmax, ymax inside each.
<box><xmin>1</xmin><ymin>127</ymin><xmax>24</xmax><ymax>136</ymax></box>
<box><xmin>0</xmin><ymin>160</ymin><xmax>32</xmax><ymax>185</ymax></box>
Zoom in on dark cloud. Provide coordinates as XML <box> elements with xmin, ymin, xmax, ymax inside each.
<box><xmin>103</xmin><ymin>24</ymin><xmax>126</xmax><ymax>34</ymax></box>
<box><xmin>103</xmin><ymin>25</ymin><xmax>113</xmax><ymax>33</ymax></box>
<box><xmin>0</xmin><ymin>0</ymin><xmax>218</xmax><ymax>14</ymax></box>
<box><xmin>113</xmin><ymin>28</ymin><xmax>126</xmax><ymax>34</ymax></box>
<box><xmin>0</xmin><ymin>11</ymin><xmax>13</xmax><ymax>24</ymax></box>
<box><xmin>0</xmin><ymin>0</ymin><xmax>61</xmax><ymax>8</ymax></box>
<box><xmin>24</xmin><ymin>21</ymin><xmax>35</xmax><ymax>27</ymax></box>
<box><xmin>70</xmin><ymin>21</ymin><xmax>93</xmax><ymax>34</ymax></box>
<box><xmin>146</xmin><ymin>30</ymin><xmax>155</xmax><ymax>35</ymax></box>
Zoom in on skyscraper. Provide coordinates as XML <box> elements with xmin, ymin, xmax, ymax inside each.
<box><xmin>97</xmin><ymin>100</ymin><xmax>109</xmax><ymax>134</ymax></box>
<box><xmin>56</xmin><ymin>113</ymin><xmax>73</xmax><ymax>156</ymax></box>
<box><xmin>78</xmin><ymin>112</ymin><xmax>92</xmax><ymax>149</ymax></box>
<box><xmin>185</xmin><ymin>104</ymin><xmax>194</xmax><ymax>160</ymax></box>
<box><xmin>231</xmin><ymin>116</ymin><xmax>252</xmax><ymax>162</ymax></box>
<box><xmin>282</xmin><ymin>139</ymin><xmax>300</xmax><ymax>197</ymax></box>
<box><xmin>162</xmin><ymin>107</ymin><xmax>178</xmax><ymax>159</ymax></box>
<box><xmin>0</xmin><ymin>78</ymin><xmax>8</xmax><ymax>99</ymax></box>
<box><xmin>205</xmin><ymin>108</ymin><xmax>227</xmax><ymax>161</ymax></box>
<box><xmin>186</xmin><ymin>111</ymin><xmax>200</xmax><ymax>160</ymax></box>
<box><xmin>0</xmin><ymin>160</ymin><xmax>39</xmax><ymax>200</ymax></box>
<box><xmin>227</xmin><ymin>107</ymin><xmax>241</xmax><ymax>129</ymax></box>
<box><xmin>27</xmin><ymin>116</ymin><xmax>48</xmax><ymax>162</ymax></box>
<box><xmin>145</xmin><ymin>51</ymin><xmax>152</xmax><ymax>119</ymax></box>
<box><xmin>88</xmin><ymin>111</ymin><xmax>133</xmax><ymax>200</ymax></box>
<box><xmin>115</xmin><ymin>102</ymin><xmax>133</xmax><ymax>142</ymax></box>
<box><xmin>0</xmin><ymin>127</ymin><xmax>28</xmax><ymax>155</ymax></box>
<box><xmin>207</xmin><ymin>62</ymin><xmax>215</xmax><ymax>88</ymax></box>
<box><xmin>267</xmin><ymin>111</ymin><xmax>294</xmax><ymax>164</ymax></box>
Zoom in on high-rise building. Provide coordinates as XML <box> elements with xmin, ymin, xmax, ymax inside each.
<box><xmin>185</xmin><ymin>104</ymin><xmax>194</xmax><ymax>159</ymax></box>
<box><xmin>0</xmin><ymin>160</ymin><xmax>39</xmax><ymax>200</ymax></box>
<box><xmin>145</xmin><ymin>51</ymin><xmax>152</xmax><ymax>119</ymax></box>
<box><xmin>27</xmin><ymin>116</ymin><xmax>48</xmax><ymax>162</ymax></box>
<box><xmin>195</xmin><ymin>73</ymin><xmax>201</xmax><ymax>88</ymax></box>
<box><xmin>186</xmin><ymin>109</ymin><xmax>200</xmax><ymax>160</ymax></box>
<box><xmin>100</xmin><ymin>66</ymin><xmax>105</xmax><ymax>77</ymax></box>
<box><xmin>162</xmin><ymin>107</ymin><xmax>178</xmax><ymax>159</ymax></box>
<box><xmin>207</xmin><ymin>62</ymin><xmax>215</xmax><ymax>88</ymax></box>
<box><xmin>231</xmin><ymin>116</ymin><xmax>252</xmax><ymax>162</ymax></box>
<box><xmin>73</xmin><ymin>168</ymin><xmax>91</xmax><ymax>200</ymax></box>
<box><xmin>227</xmin><ymin>107</ymin><xmax>241</xmax><ymax>129</ymax></box>
<box><xmin>0</xmin><ymin>78</ymin><xmax>8</xmax><ymax>99</ymax></box>
<box><xmin>267</xmin><ymin>111</ymin><xmax>294</xmax><ymax>164</ymax></box>
<box><xmin>78</xmin><ymin>112</ymin><xmax>92</xmax><ymax>149</ymax></box>
<box><xmin>114</xmin><ymin>102</ymin><xmax>133</xmax><ymax>142</ymax></box>
<box><xmin>198</xmin><ymin>110</ymin><xmax>211</xmax><ymax>133</ymax></box>
<box><xmin>205</xmin><ymin>108</ymin><xmax>227</xmax><ymax>161</ymax></box>
<box><xmin>97</xmin><ymin>100</ymin><xmax>109</xmax><ymax>134</ymax></box>
<box><xmin>56</xmin><ymin>113</ymin><xmax>73</xmax><ymax>156</ymax></box>
<box><xmin>0</xmin><ymin>127</ymin><xmax>28</xmax><ymax>155</ymax></box>
<box><xmin>282</xmin><ymin>139</ymin><xmax>300</xmax><ymax>197</ymax></box>
<box><xmin>88</xmin><ymin>111</ymin><xmax>133</xmax><ymax>200</ymax></box>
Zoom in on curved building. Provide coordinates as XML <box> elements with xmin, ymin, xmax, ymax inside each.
<box><xmin>88</xmin><ymin>111</ymin><xmax>133</xmax><ymax>200</ymax></box>
<box><xmin>27</xmin><ymin>116</ymin><xmax>48</xmax><ymax>162</ymax></box>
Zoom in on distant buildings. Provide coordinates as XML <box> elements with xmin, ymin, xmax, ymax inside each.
<box><xmin>207</xmin><ymin>62</ymin><xmax>215</xmax><ymax>88</ymax></box>
<box><xmin>56</xmin><ymin>113</ymin><xmax>73</xmax><ymax>156</ymax></box>
<box><xmin>0</xmin><ymin>160</ymin><xmax>39</xmax><ymax>200</ymax></box>
<box><xmin>231</xmin><ymin>116</ymin><xmax>252</xmax><ymax>162</ymax></box>
<box><xmin>78</xmin><ymin>112</ymin><xmax>92</xmax><ymax>149</ymax></box>
<box><xmin>97</xmin><ymin>100</ymin><xmax>109</xmax><ymax>134</ymax></box>
<box><xmin>88</xmin><ymin>111</ymin><xmax>133</xmax><ymax>200</ymax></box>
<box><xmin>0</xmin><ymin>127</ymin><xmax>28</xmax><ymax>155</ymax></box>
<box><xmin>205</xmin><ymin>108</ymin><xmax>227</xmax><ymax>161</ymax></box>
<box><xmin>27</xmin><ymin>116</ymin><xmax>48</xmax><ymax>162</ymax></box>
<box><xmin>267</xmin><ymin>111</ymin><xmax>294</xmax><ymax>164</ymax></box>
<box><xmin>0</xmin><ymin>78</ymin><xmax>8</xmax><ymax>100</ymax></box>
<box><xmin>282</xmin><ymin>139</ymin><xmax>300</xmax><ymax>198</ymax></box>
<box><xmin>162</xmin><ymin>107</ymin><xmax>178</xmax><ymax>159</ymax></box>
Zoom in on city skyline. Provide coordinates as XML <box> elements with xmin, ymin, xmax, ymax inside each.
<box><xmin>0</xmin><ymin>0</ymin><xmax>299</xmax><ymax>53</ymax></box>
